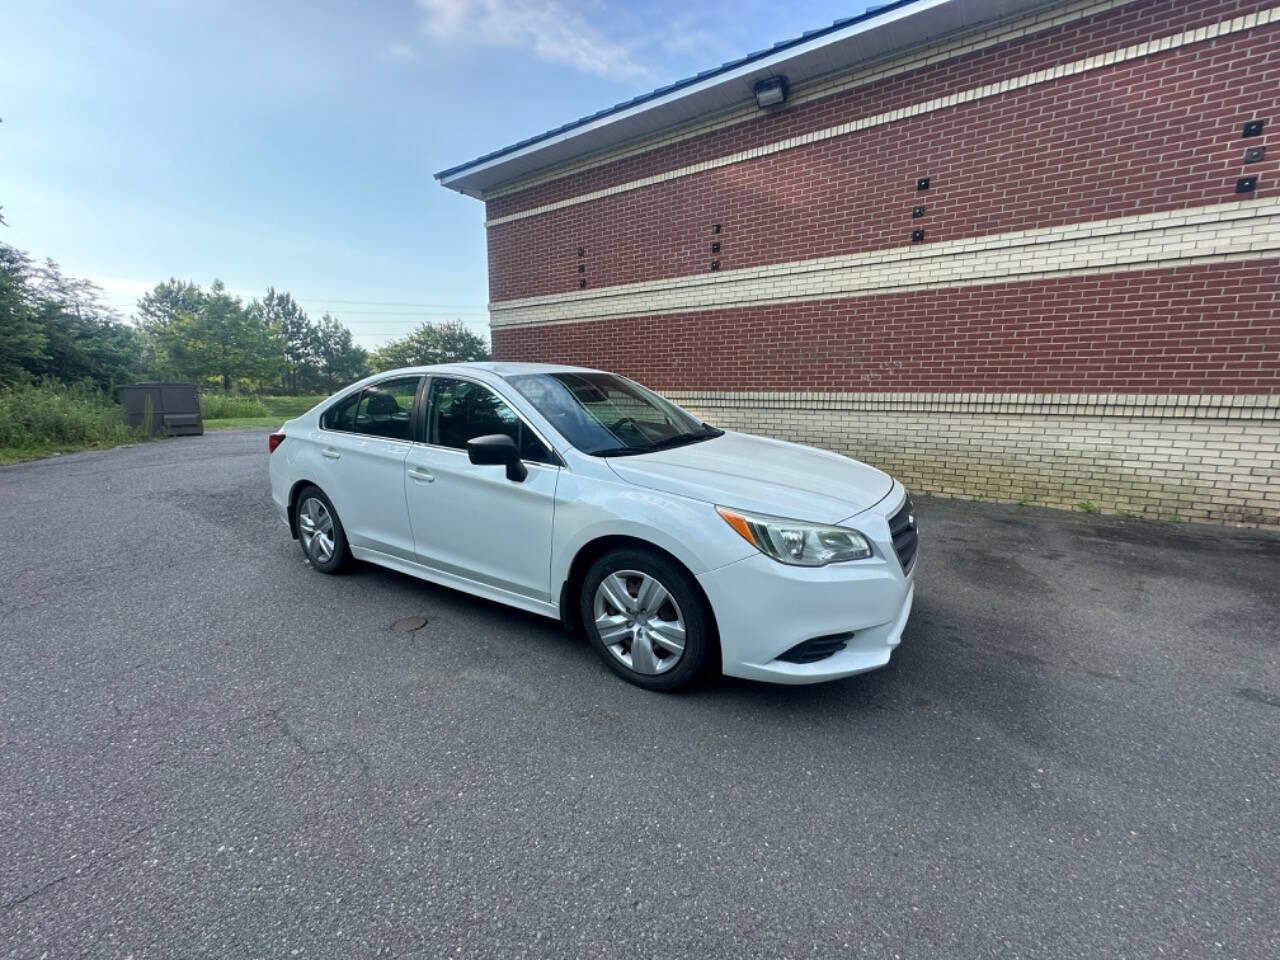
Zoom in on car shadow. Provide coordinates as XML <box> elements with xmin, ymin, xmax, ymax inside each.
<box><xmin>337</xmin><ymin>554</ymin><xmax>1053</xmax><ymax>740</ymax></box>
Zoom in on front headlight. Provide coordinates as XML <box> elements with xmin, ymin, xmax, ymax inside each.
<box><xmin>716</xmin><ymin>506</ymin><xmax>872</xmax><ymax>566</ymax></box>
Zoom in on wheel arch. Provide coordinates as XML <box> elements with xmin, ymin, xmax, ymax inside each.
<box><xmin>558</xmin><ymin>535</ymin><xmax>721</xmax><ymax>674</ymax></box>
<box><xmin>286</xmin><ymin>479</ymin><xmax>323</xmax><ymax>539</ymax></box>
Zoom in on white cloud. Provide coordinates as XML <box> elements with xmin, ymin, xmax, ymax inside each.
<box><xmin>385</xmin><ymin>41</ymin><xmax>418</xmax><ymax>61</ymax></box>
<box><xmin>414</xmin><ymin>0</ymin><xmax>647</xmax><ymax>79</ymax></box>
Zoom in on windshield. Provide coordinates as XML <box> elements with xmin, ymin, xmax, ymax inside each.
<box><xmin>506</xmin><ymin>372</ymin><xmax>722</xmax><ymax>456</ymax></box>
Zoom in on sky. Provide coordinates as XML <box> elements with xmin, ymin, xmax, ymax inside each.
<box><xmin>1</xmin><ymin>0</ymin><xmax>864</xmax><ymax>349</ymax></box>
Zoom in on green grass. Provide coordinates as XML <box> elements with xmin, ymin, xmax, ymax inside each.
<box><xmin>0</xmin><ymin>380</ymin><xmax>146</xmax><ymax>464</ymax></box>
<box><xmin>200</xmin><ymin>394</ymin><xmax>326</xmax><ymax>431</ymax></box>
<box><xmin>261</xmin><ymin>395</ymin><xmax>326</xmax><ymax>417</ymax></box>
<box><xmin>203</xmin><ymin>417</ymin><xmax>282</xmax><ymax>430</ymax></box>
<box><xmin>199</xmin><ymin>393</ymin><xmax>326</xmax><ymax>420</ymax></box>
<box><xmin>0</xmin><ymin>439</ymin><xmax>144</xmax><ymax>464</ymax></box>
<box><xmin>0</xmin><ymin>387</ymin><xmax>330</xmax><ymax>461</ymax></box>
<box><xmin>200</xmin><ymin>393</ymin><xmax>268</xmax><ymax>419</ymax></box>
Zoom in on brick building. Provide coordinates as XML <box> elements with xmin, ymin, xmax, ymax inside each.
<box><xmin>438</xmin><ymin>0</ymin><xmax>1280</xmax><ymax>527</ymax></box>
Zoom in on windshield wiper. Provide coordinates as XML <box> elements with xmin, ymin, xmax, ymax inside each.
<box><xmin>593</xmin><ymin>427</ymin><xmax>722</xmax><ymax>457</ymax></box>
<box><xmin>648</xmin><ymin>427</ymin><xmax>724</xmax><ymax>451</ymax></box>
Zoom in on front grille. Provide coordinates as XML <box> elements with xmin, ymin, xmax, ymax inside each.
<box><xmin>777</xmin><ymin>632</ymin><xmax>853</xmax><ymax>664</ymax></box>
<box><xmin>888</xmin><ymin>493</ymin><xmax>918</xmax><ymax>573</ymax></box>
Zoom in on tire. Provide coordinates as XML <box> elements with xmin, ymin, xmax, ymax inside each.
<box><xmin>294</xmin><ymin>485</ymin><xmax>350</xmax><ymax>574</ymax></box>
<box><xmin>580</xmin><ymin>548</ymin><xmax>712</xmax><ymax>691</ymax></box>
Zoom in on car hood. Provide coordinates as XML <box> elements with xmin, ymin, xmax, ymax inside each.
<box><xmin>606</xmin><ymin>431</ymin><xmax>893</xmax><ymax>524</ymax></box>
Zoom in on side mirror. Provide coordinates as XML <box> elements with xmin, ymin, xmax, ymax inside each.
<box><xmin>466</xmin><ymin>434</ymin><xmax>528</xmax><ymax>482</ymax></box>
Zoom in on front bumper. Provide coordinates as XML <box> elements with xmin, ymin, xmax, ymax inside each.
<box><xmin>697</xmin><ymin>486</ymin><xmax>916</xmax><ymax>684</ymax></box>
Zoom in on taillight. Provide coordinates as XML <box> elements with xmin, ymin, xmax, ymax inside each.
<box><xmin>268</xmin><ymin>432</ymin><xmax>285</xmax><ymax>454</ymax></box>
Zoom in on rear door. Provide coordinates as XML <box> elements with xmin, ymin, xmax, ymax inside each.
<box><xmin>313</xmin><ymin>375</ymin><xmax>422</xmax><ymax>560</ymax></box>
<box><xmin>403</xmin><ymin>375</ymin><xmax>559</xmax><ymax>602</ymax></box>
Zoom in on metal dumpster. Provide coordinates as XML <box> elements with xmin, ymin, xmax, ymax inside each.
<box><xmin>120</xmin><ymin>382</ymin><xmax>204</xmax><ymax>436</ymax></box>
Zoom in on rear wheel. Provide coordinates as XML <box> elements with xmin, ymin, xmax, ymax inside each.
<box><xmin>295</xmin><ymin>486</ymin><xmax>349</xmax><ymax>573</ymax></box>
<box><xmin>580</xmin><ymin>548</ymin><xmax>710</xmax><ymax>691</ymax></box>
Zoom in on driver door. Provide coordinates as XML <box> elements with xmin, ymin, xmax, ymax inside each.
<box><xmin>403</xmin><ymin>376</ymin><xmax>560</xmax><ymax>604</ymax></box>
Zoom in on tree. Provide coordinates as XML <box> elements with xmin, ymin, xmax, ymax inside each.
<box><xmin>27</xmin><ymin>259</ymin><xmax>145</xmax><ymax>388</ymax></box>
<box><xmin>258</xmin><ymin>288</ymin><xmax>315</xmax><ymax>394</ymax></box>
<box><xmin>0</xmin><ymin>244</ymin><xmax>145</xmax><ymax>388</ymax></box>
<box><xmin>314</xmin><ymin>313</ymin><xmax>369</xmax><ymax>391</ymax></box>
<box><xmin>136</xmin><ymin>279</ymin><xmax>207</xmax><ymax>378</ymax></box>
<box><xmin>0</xmin><ymin>243</ymin><xmax>48</xmax><ymax>381</ymax></box>
<box><xmin>136</xmin><ymin>278</ymin><xmax>205</xmax><ymax>333</ymax></box>
<box><xmin>370</xmin><ymin>320</ymin><xmax>490</xmax><ymax>372</ymax></box>
<box><xmin>153</xmin><ymin>280</ymin><xmax>284</xmax><ymax>391</ymax></box>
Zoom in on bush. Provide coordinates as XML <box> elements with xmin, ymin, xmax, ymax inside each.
<box><xmin>0</xmin><ymin>379</ymin><xmax>140</xmax><ymax>454</ymax></box>
<box><xmin>200</xmin><ymin>393</ymin><xmax>268</xmax><ymax>419</ymax></box>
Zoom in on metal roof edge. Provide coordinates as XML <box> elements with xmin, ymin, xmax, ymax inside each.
<box><xmin>434</xmin><ymin>0</ymin><xmax>945</xmax><ymax>191</ymax></box>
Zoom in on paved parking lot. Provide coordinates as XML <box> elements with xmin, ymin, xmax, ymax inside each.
<box><xmin>2</xmin><ymin>429</ymin><xmax>1278</xmax><ymax>959</ymax></box>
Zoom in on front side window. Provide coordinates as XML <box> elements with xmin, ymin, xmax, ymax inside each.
<box><xmin>322</xmin><ymin>377</ymin><xmax>420</xmax><ymax>440</ymax></box>
<box><xmin>507</xmin><ymin>372</ymin><xmax>721</xmax><ymax>457</ymax></box>
<box><xmin>426</xmin><ymin>377</ymin><xmax>553</xmax><ymax>464</ymax></box>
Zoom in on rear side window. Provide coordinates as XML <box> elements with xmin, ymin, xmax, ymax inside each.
<box><xmin>426</xmin><ymin>377</ymin><xmax>553</xmax><ymax>464</ymax></box>
<box><xmin>322</xmin><ymin>391</ymin><xmax>360</xmax><ymax>432</ymax></box>
<box><xmin>353</xmin><ymin>378</ymin><xmax>419</xmax><ymax>441</ymax></box>
<box><xmin>321</xmin><ymin>377</ymin><xmax>420</xmax><ymax>440</ymax></box>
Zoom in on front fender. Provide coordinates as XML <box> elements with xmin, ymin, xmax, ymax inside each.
<box><xmin>550</xmin><ymin>471</ymin><xmax>755</xmax><ymax>593</ymax></box>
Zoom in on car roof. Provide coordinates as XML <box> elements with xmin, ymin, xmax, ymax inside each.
<box><xmin>379</xmin><ymin>361</ymin><xmax>605</xmax><ymax>378</ymax></box>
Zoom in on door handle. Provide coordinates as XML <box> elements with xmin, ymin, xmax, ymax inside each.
<box><xmin>322</xmin><ymin>447</ymin><xmax>341</xmax><ymax>461</ymax></box>
<box><xmin>407</xmin><ymin>467</ymin><xmax>435</xmax><ymax>483</ymax></box>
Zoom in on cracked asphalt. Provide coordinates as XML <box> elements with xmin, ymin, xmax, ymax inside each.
<box><xmin>2</xmin><ymin>429</ymin><xmax>1278</xmax><ymax>959</ymax></box>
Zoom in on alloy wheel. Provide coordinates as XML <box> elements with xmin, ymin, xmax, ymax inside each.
<box><xmin>298</xmin><ymin>497</ymin><xmax>335</xmax><ymax>563</ymax></box>
<box><xmin>592</xmin><ymin>570</ymin><xmax>686</xmax><ymax>675</ymax></box>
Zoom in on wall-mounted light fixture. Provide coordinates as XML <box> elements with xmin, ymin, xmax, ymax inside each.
<box><xmin>753</xmin><ymin>76</ymin><xmax>789</xmax><ymax>108</ymax></box>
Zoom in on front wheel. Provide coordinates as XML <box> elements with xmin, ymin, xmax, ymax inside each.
<box><xmin>580</xmin><ymin>548</ymin><xmax>712</xmax><ymax>691</ymax></box>
<box><xmin>295</xmin><ymin>486</ymin><xmax>350</xmax><ymax>573</ymax></box>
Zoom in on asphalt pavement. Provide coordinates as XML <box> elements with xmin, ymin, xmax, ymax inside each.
<box><xmin>1</xmin><ymin>430</ymin><xmax>1277</xmax><ymax>959</ymax></box>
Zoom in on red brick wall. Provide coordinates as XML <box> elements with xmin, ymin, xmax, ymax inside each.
<box><xmin>492</xmin><ymin>261</ymin><xmax>1280</xmax><ymax>394</ymax></box>
<box><xmin>486</xmin><ymin>17</ymin><xmax>1279</xmax><ymax>302</ymax></box>
<box><xmin>488</xmin><ymin>0</ymin><xmax>1275</xmax><ymax>220</ymax></box>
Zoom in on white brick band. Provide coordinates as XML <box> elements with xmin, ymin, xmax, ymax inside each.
<box><xmin>489</xmin><ymin>199</ymin><xmax>1280</xmax><ymax>328</ymax></box>
<box><xmin>673</xmin><ymin>394</ymin><xmax>1280</xmax><ymax>527</ymax></box>
<box><xmin>663</xmin><ymin>391</ymin><xmax>1280</xmax><ymax>420</ymax></box>
<box><xmin>485</xmin><ymin>5</ymin><xmax>1278</xmax><ymax>227</ymax></box>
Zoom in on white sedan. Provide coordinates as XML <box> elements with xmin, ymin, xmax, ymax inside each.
<box><xmin>268</xmin><ymin>363</ymin><xmax>917</xmax><ymax>690</ymax></box>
